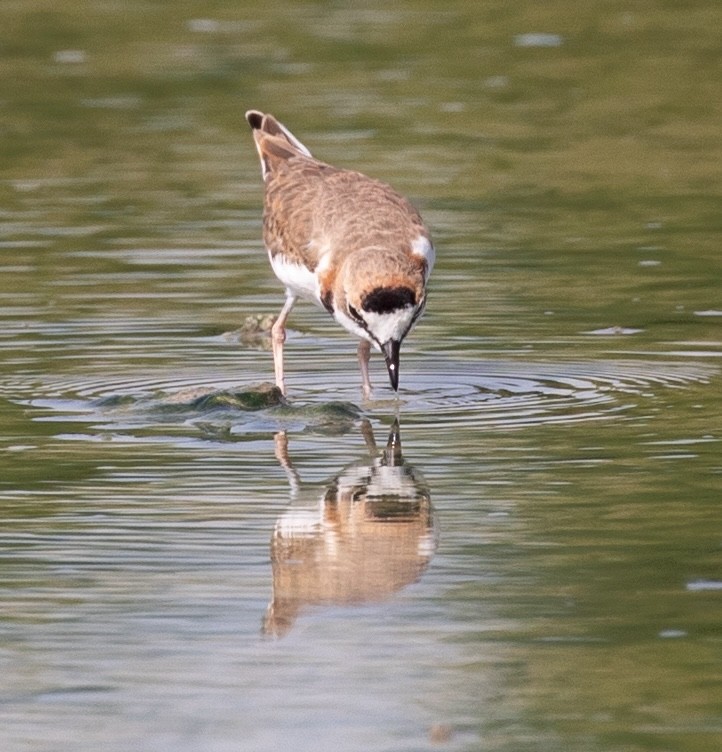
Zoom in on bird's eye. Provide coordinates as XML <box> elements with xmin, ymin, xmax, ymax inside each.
<box><xmin>348</xmin><ymin>304</ymin><xmax>364</xmax><ymax>324</ymax></box>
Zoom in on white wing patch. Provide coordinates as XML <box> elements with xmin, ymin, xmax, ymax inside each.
<box><xmin>411</xmin><ymin>235</ymin><xmax>435</xmax><ymax>278</ymax></box>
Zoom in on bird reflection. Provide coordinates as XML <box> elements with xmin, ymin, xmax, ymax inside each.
<box><xmin>264</xmin><ymin>420</ymin><xmax>436</xmax><ymax>638</ymax></box>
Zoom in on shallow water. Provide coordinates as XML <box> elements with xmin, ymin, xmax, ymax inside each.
<box><xmin>1</xmin><ymin>2</ymin><xmax>721</xmax><ymax>751</ymax></box>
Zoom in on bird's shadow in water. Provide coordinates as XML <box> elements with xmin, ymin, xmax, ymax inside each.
<box><xmin>263</xmin><ymin>419</ymin><xmax>437</xmax><ymax>638</ymax></box>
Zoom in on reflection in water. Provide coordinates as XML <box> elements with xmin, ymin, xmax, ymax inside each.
<box><xmin>264</xmin><ymin>420</ymin><xmax>436</xmax><ymax>637</ymax></box>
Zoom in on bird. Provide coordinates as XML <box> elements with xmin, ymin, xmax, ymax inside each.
<box><xmin>244</xmin><ymin>109</ymin><xmax>434</xmax><ymax>398</ymax></box>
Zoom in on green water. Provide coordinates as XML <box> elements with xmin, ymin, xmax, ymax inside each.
<box><xmin>1</xmin><ymin>2</ymin><xmax>720</xmax><ymax>751</ymax></box>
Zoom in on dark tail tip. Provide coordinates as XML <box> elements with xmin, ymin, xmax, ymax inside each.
<box><xmin>245</xmin><ymin>110</ymin><xmax>264</xmax><ymax>130</ymax></box>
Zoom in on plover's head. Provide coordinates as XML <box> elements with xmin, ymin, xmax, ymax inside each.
<box><xmin>333</xmin><ymin>251</ymin><xmax>428</xmax><ymax>391</ymax></box>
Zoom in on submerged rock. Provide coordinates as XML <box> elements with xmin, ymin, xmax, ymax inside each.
<box><xmin>221</xmin><ymin>314</ymin><xmax>276</xmax><ymax>349</ymax></box>
<box><xmin>168</xmin><ymin>382</ymin><xmax>286</xmax><ymax>411</ymax></box>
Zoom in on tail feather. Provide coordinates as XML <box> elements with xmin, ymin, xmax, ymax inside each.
<box><xmin>245</xmin><ymin>110</ymin><xmax>313</xmax><ymax>179</ymax></box>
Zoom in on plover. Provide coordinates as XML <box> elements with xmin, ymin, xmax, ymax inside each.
<box><xmin>245</xmin><ymin>110</ymin><xmax>434</xmax><ymax>398</ymax></box>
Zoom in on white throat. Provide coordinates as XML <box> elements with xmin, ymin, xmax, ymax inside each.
<box><xmin>334</xmin><ymin>305</ymin><xmax>416</xmax><ymax>350</ymax></box>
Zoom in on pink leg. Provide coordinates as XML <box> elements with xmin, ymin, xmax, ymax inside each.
<box><xmin>357</xmin><ymin>338</ymin><xmax>373</xmax><ymax>399</ymax></box>
<box><xmin>271</xmin><ymin>294</ymin><xmax>296</xmax><ymax>395</ymax></box>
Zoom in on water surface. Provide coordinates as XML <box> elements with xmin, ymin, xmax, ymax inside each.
<box><xmin>1</xmin><ymin>2</ymin><xmax>720</xmax><ymax>751</ymax></box>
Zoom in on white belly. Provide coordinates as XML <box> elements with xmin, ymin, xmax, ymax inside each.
<box><xmin>269</xmin><ymin>251</ymin><xmax>322</xmax><ymax>307</ymax></box>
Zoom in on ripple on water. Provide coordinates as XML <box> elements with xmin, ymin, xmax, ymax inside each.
<box><xmin>396</xmin><ymin>357</ymin><xmax>716</xmax><ymax>429</ymax></box>
<box><xmin>2</xmin><ymin>356</ymin><xmax>715</xmax><ymax>442</ymax></box>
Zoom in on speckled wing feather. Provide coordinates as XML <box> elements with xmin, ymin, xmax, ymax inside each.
<box><xmin>249</xmin><ymin>111</ymin><xmax>431</xmax><ymax>278</ymax></box>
